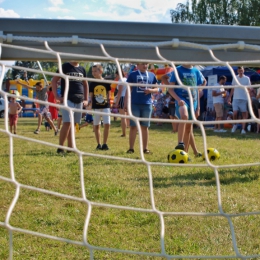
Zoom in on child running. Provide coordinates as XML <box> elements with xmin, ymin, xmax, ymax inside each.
<box><xmin>16</xmin><ymin>80</ymin><xmax>58</xmax><ymax>135</ymax></box>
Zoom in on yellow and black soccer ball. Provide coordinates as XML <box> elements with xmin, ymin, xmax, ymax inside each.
<box><xmin>202</xmin><ymin>148</ymin><xmax>220</xmax><ymax>161</ymax></box>
<box><xmin>167</xmin><ymin>149</ymin><xmax>189</xmax><ymax>163</ymax></box>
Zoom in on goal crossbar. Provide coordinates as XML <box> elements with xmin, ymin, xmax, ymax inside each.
<box><xmin>1</xmin><ymin>18</ymin><xmax>260</xmax><ymax>62</ymax></box>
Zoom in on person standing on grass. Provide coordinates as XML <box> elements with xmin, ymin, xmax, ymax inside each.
<box><xmin>114</xmin><ymin>69</ymin><xmax>129</xmax><ymax>137</ymax></box>
<box><xmin>124</xmin><ymin>63</ymin><xmax>158</xmax><ymax>154</ymax></box>
<box><xmin>212</xmin><ymin>75</ymin><xmax>227</xmax><ymax>133</ymax></box>
<box><xmin>89</xmin><ymin>64</ymin><xmax>111</xmax><ymax>150</ymax></box>
<box><xmin>52</xmin><ymin>61</ymin><xmax>89</xmax><ymax>154</ymax></box>
<box><xmin>228</xmin><ymin>66</ymin><xmax>251</xmax><ymax>134</ymax></box>
<box><xmin>161</xmin><ymin>68</ymin><xmax>205</xmax><ymax>158</ymax></box>
<box><xmin>167</xmin><ymin>65</ymin><xmax>204</xmax><ymax>154</ymax></box>
<box><xmin>8</xmin><ymin>96</ymin><xmax>23</xmax><ymax>134</ymax></box>
<box><xmin>16</xmin><ymin>80</ymin><xmax>58</xmax><ymax>136</ymax></box>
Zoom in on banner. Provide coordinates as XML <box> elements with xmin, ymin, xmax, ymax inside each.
<box><xmin>207</xmin><ymin>75</ymin><xmax>218</xmax><ymax>110</ymax></box>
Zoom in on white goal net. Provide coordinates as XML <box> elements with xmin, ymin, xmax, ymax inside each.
<box><xmin>1</xmin><ymin>19</ymin><xmax>260</xmax><ymax>260</ymax></box>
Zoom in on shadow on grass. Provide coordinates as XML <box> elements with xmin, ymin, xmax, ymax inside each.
<box><xmin>136</xmin><ymin>166</ymin><xmax>259</xmax><ymax>188</ymax></box>
<box><xmin>0</xmin><ymin>150</ymin><xmax>58</xmax><ymax>158</ymax></box>
<box><xmin>200</xmin><ymin>128</ymin><xmax>259</xmax><ymax>140</ymax></box>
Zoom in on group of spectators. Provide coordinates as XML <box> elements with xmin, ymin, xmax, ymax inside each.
<box><xmin>152</xmin><ymin>66</ymin><xmax>260</xmax><ymax>136</ymax></box>
<box><xmin>212</xmin><ymin>66</ymin><xmax>260</xmax><ymax>134</ymax></box>
<box><xmin>9</xmin><ymin>63</ymin><xmax>259</xmax><ymax>157</ymax></box>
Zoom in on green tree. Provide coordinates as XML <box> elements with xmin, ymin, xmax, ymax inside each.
<box><xmin>170</xmin><ymin>0</ymin><xmax>260</xmax><ymax>26</ymax></box>
<box><xmin>10</xmin><ymin>61</ymin><xmax>58</xmax><ymax>81</ymax></box>
<box><xmin>11</xmin><ymin>61</ymin><xmax>34</xmax><ymax>80</ymax></box>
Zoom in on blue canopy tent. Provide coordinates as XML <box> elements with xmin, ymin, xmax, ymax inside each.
<box><xmin>200</xmin><ymin>66</ymin><xmax>260</xmax><ymax>130</ymax></box>
<box><xmin>201</xmin><ymin>66</ymin><xmax>260</xmax><ymax>85</ymax></box>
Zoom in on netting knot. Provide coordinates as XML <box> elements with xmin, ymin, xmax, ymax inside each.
<box><xmin>172</xmin><ymin>38</ymin><xmax>179</xmax><ymax>48</ymax></box>
<box><xmin>6</xmin><ymin>34</ymin><xmax>13</xmax><ymax>43</ymax></box>
<box><xmin>237</xmin><ymin>41</ymin><xmax>245</xmax><ymax>50</ymax></box>
<box><xmin>72</xmin><ymin>35</ymin><xmax>78</xmax><ymax>45</ymax></box>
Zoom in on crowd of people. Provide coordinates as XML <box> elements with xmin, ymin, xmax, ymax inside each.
<box><xmin>10</xmin><ymin>63</ymin><xmax>259</xmax><ymax>156</ymax></box>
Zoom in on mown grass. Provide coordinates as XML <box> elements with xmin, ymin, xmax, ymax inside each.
<box><xmin>0</xmin><ymin>117</ymin><xmax>260</xmax><ymax>259</ymax></box>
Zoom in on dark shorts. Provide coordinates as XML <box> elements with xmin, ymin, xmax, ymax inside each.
<box><xmin>118</xmin><ymin>96</ymin><xmax>125</xmax><ymax>109</ymax></box>
<box><xmin>169</xmin><ymin>106</ymin><xmax>176</xmax><ymax>117</ymax></box>
<box><xmin>85</xmin><ymin>113</ymin><xmax>93</xmax><ymax>123</ymax></box>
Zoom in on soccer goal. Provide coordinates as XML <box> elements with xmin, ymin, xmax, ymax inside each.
<box><xmin>1</xmin><ymin>18</ymin><xmax>260</xmax><ymax>260</ymax></box>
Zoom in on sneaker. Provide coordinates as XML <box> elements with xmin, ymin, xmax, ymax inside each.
<box><xmin>175</xmin><ymin>143</ymin><xmax>185</xmax><ymax>151</ymax></box>
<box><xmin>247</xmin><ymin>124</ymin><xmax>251</xmax><ymax>132</ymax></box>
<box><xmin>219</xmin><ymin>129</ymin><xmax>227</xmax><ymax>133</ymax></box>
<box><xmin>96</xmin><ymin>144</ymin><xmax>102</xmax><ymax>150</ymax></box>
<box><xmin>195</xmin><ymin>152</ymin><xmax>202</xmax><ymax>158</ymax></box>
<box><xmin>214</xmin><ymin>129</ymin><xmax>220</xmax><ymax>132</ymax></box>
<box><xmin>241</xmin><ymin>129</ymin><xmax>246</xmax><ymax>134</ymax></box>
<box><xmin>34</xmin><ymin>129</ymin><xmax>40</xmax><ymax>134</ymax></box>
<box><xmin>231</xmin><ymin>125</ymin><xmax>237</xmax><ymax>133</ymax></box>
<box><xmin>126</xmin><ymin>149</ymin><xmax>134</xmax><ymax>154</ymax></box>
<box><xmin>57</xmin><ymin>148</ymin><xmax>65</xmax><ymax>155</ymax></box>
<box><xmin>101</xmin><ymin>144</ymin><xmax>109</xmax><ymax>150</ymax></box>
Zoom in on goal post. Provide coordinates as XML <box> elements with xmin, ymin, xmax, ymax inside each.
<box><xmin>0</xmin><ymin>18</ymin><xmax>260</xmax><ymax>260</ymax></box>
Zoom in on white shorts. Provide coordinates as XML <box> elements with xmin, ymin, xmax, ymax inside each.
<box><xmin>93</xmin><ymin>108</ymin><xmax>111</xmax><ymax>125</ymax></box>
<box><xmin>39</xmin><ymin>106</ymin><xmax>51</xmax><ymax>118</ymax></box>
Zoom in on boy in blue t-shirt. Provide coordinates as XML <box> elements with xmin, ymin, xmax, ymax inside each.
<box><xmin>168</xmin><ymin>65</ymin><xmax>204</xmax><ymax>152</ymax></box>
<box><xmin>125</xmin><ymin>63</ymin><xmax>158</xmax><ymax>154</ymax></box>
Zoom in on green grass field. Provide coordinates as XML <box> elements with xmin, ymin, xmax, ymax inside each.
<box><xmin>0</xmin><ymin>117</ymin><xmax>260</xmax><ymax>259</ymax></box>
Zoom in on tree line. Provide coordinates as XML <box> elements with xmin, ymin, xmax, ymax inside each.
<box><xmin>5</xmin><ymin>61</ymin><xmax>117</xmax><ymax>82</ymax></box>
<box><xmin>170</xmin><ymin>0</ymin><xmax>260</xmax><ymax>26</ymax></box>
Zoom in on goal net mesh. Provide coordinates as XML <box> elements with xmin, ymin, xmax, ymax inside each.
<box><xmin>0</xmin><ymin>31</ymin><xmax>260</xmax><ymax>260</ymax></box>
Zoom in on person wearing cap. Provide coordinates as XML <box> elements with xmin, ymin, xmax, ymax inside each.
<box><xmin>228</xmin><ymin>66</ymin><xmax>250</xmax><ymax>134</ymax></box>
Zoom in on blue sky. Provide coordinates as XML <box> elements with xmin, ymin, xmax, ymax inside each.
<box><xmin>0</xmin><ymin>0</ymin><xmax>185</xmax><ymax>23</ymax></box>
<box><xmin>0</xmin><ymin>0</ymin><xmax>185</xmax><ymax>72</ymax></box>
